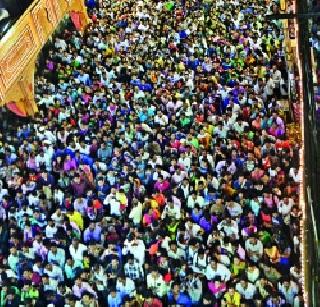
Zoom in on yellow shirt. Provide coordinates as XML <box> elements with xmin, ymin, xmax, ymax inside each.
<box><xmin>194</xmin><ymin>177</ymin><xmax>207</xmax><ymax>191</ymax></box>
<box><xmin>150</xmin><ymin>199</ymin><xmax>159</xmax><ymax>209</ymax></box>
<box><xmin>116</xmin><ymin>192</ymin><xmax>127</xmax><ymax>205</ymax></box>
<box><xmin>156</xmin><ymin>57</ymin><xmax>164</xmax><ymax>67</ymax></box>
<box><xmin>177</xmin><ymin>62</ymin><xmax>185</xmax><ymax>72</ymax></box>
<box><xmin>224</xmin><ymin>291</ymin><xmax>241</xmax><ymax>306</ymax></box>
<box><xmin>105</xmin><ymin>47</ymin><xmax>114</xmax><ymax>57</ymax></box>
<box><xmin>67</xmin><ymin>212</ymin><xmax>83</xmax><ymax>231</ymax></box>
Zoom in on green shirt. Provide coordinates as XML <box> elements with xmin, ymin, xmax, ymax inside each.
<box><xmin>180</xmin><ymin>117</ymin><xmax>191</xmax><ymax>127</ymax></box>
<box><xmin>165</xmin><ymin>1</ymin><xmax>175</xmax><ymax>11</ymax></box>
<box><xmin>191</xmin><ymin>138</ymin><xmax>199</xmax><ymax>149</ymax></box>
<box><xmin>21</xmin><ymin>288</ymin><xmax>39</xmax><ymax>302</ymax></box>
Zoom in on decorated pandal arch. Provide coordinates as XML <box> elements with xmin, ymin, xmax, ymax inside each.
<box><xmin>0</xmin><ymin>0</ymin><xmax>89</xmax><ymax>117</ymax></box>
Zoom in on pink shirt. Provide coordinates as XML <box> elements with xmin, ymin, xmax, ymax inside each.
<box><xmin>64</xmin><ymin>159</ymin><xmax>77</xmax><ymax>171</ymax></box>
<box><xmin>154</xmin><ymin>180</ymin><xmax>170</xmax><ymax>192</ymax></box>
<box><xmin>208</xmin><ymin>281</ymin><xmax>226</xmax><ymax>296</ymax></box>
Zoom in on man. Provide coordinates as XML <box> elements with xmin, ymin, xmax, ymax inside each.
<box><xmin>167</xmin><ymin>282</ymin><xmax>192</xmax><ymax>307</ymax></box>
<box><xmin>4</xmin><ymin>289</ymin><xmax>20</xmax><ymax>307</ymax></box>
<box><xmin>205</xmin><ymin>259</ymin><xmax>231</xmax><ymax>282</ymax></box>
<box><xmin>245</xmin><ymin>237</ymin><xmax>263</xmax><ymax>262</ymax></box>
<box><xmin>75</xmin><ymin>291</ymin><xmax>97</xmax><ymax>307</ymax></box>
<box><xmin>143</xmin><ymin>291</ymin><xmax>162</xmax><ymax>307</ymax></box>
<box><xmin>146</xmin><ymin>267</ymin><xmax>166</xmax><ymax>298</ymax></box>
<box><xmin>192</xmin><ymin>248</ymin><xmax>208</xmax><ymax>274</ymax></box>
<box><xmin>47</xmin><ymin>243</ymin><xmax>65</xmax><ymax>269</ymax></box>
<box><xmin>278</xmin><ymin>279</ymin><xmax>299</xmax><ymax>306</ymax></box>
<box><xmin>69</xmin><ymin>238</ymin><xmax>87</xmax><ymax>263</ymax></box>
<box><xmin>235</xmin><ymin>278</ymin><xmax>256</xmax><ymax>301</ymax></box>
<box><xmin>222</xmin><ymin>285</ymin><xmax>241</xmax><ymax>307</ymax></box>
<box><xmin>107</xmin><ymin>288</ymin><xmax>122</xmax><ymax>307</ymax></box>
<box><xmin>83</xmin><ymin>222</ymin><xmax>102</xmax><ymax>244</ymax></box>
<box><xmin>124</xmin><ymin>255</ymin><xmax>144</xmax><ymax>281</ymax></box>
<box><xmin>116</xmin><ymin>275</ymin><xmax>136</xmax><ymax>299</ymax></box>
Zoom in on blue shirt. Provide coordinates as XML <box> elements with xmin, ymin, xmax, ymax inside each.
<box><xmin>167</xmin><ymin>292</ymin><xmax>192</xmax><ymax>306</ymax></box>
<box><xmin>107</xmin><ymin>293</ymin><xmax>122</xmax><ymax>307</ymax></box>
<box><xmin>86</xmin><ymin>0</ymin><xmax>97</xmax><ymax>9</ymax></box>
<box><xmin>179</xmin><ymin>30</ymin><xmax>187</xmax><ymax>39</ymax></box>
<box><xmin>48</xmin><ymin>249</ymin><xmax>65</xmax><ymax>268</ymax></box>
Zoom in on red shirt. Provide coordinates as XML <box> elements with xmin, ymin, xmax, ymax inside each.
<box><xmin>143</xmin><ymin>298</ymin><xmax>163</xmax><ymax>307</ymax></box>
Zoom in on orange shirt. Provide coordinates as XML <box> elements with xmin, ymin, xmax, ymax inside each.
<box><xmin>153</xmin><ymin>193</ymin><xmax>166</xmax><ymax>207</ymax></box>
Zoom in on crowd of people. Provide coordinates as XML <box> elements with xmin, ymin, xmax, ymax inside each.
<box><xmin>0</xmin><ymin>0</ymin><xmax>304</xmax><ymax>306</ymax></box>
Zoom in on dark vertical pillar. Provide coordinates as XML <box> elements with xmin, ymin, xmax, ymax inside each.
<box><xmin>296</xmin><ymin>0</ymin><xmax>320</xmax><ymax>304</ymax></box>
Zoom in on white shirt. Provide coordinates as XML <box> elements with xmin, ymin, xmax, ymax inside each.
<box><xmin>154</xmin><ymin>114</ymin><xmax>168</xmax><ymax>126</ymax></box>
<box><xmin>172</xmin><ymin>171</ymin><xmax>186</xmax><ymax>184</ymax></box>
<box><xmin>192</xmin><ymin>253</ymin><xmax>208</xmax><ymax>274</ymax></box>
<box><xmin>116</xmin><ymin>277</ymin><xmax>136</xmax><ymax>297</ymax></box>
<box><xmin>125</xmin><ymin>240</ymin><xmax>145</xmax><ymax>265</ymax></box>
<box><xmin>104</xmin><ymin>198</ymin><xmax>121</xmax><ymax>216</ymax></box>
<box><xmin>187</xmin><ymin>195</ymin><xmax>205</xmax><ymax>209</ymax></box>
<box><xmin>247</xmin><ymin>267</ymin><xmax>260</xmax><ymax>283</ymax></box>
<box><xmin>278</xmin><ymin>200</ymin><xmax>293</xmax><ymax>216</ymax></box>
<box><xmin>226</xmin><ymin>202</ymin><xmax>243</xmax><ymax>217</ymax></box>
<box><xmin>180</xmin><ymin>184</ymin><xmax>190</xmax><ymax>198</ymax></box>
<box><xmin>0</xmin><ymin>188</ymin><xmax>8</xmax><ymax>202</ymax></box>
<box><xmin>205</xmin><ymin>263</ymin><xmax>231</xmax><ymax>281</ymax></box>
<box><xmin>147</xmin><ymin>274</ymin><xmax>166</xmax><ymax>297</ymax></box>
<box><xmin>44</xmin><ymin>264</ymin><xmax>64</xmax><ymax>282</ymax></box>
<box><xmin>236</xmin><ymin>282</ymin><xmax>256</xmax><ymax>299</ymax></box>
<box><xmin>129</xmin><ymin>203</ymin><xmax>143</xmax><ymax>224</ymax></box>
<box><xmin>69</xmin><ymin>243</ymin><xmax>88</xmax><ymax>262</ymax></box>
<box><xmin>162</xmin><ymin>204</ymin><xmax>181</xmax><ymax>220</ymax></box>
<box><xmin>36</xmin><ymin>153</ymin><xmax>51</xmax><ymax>169</ymax></box>
<box><xmin>178</xmin><ymin>156</ymin><xmax>191</xmax><ymax>170</ymax></box>
<box><xmin>51</xmin><ymin>212</ymin><xmax>64</xmax><ymax>226</ymax></box>
<box><xmin>245</xmin><ymin>240</ymin><xmax>263</xmax><ymax>256</ymax></box>
<box><xmin>289</xmin><ymin>168</ymin><xmax>300</xmax><ymax>182</ymax></box>
<box><xmin>45</xmin><ymin>225</ymin><xmax>57</xmax><ymax>239</ymax></box>
<box><xmin>217</xmin><ymin>220</ymin><xmax>239</xmax><ymax>239</ymax></box>
<box><xmin>185</xmin><ymin>223</ymin><xmax>201</xmax><ymax>237</ymax></box>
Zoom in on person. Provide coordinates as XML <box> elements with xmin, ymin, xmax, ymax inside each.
<box><xmin>143</xmin><ymin>291</ymin><xmax>163</xmax><ymax>307</ymax></box>
<box><xmin>146</xmin><ymin>267</ymin><xmax>166</xmax><ymax>298</ymax></box>
<box><xmin>116</xmin><ymin>275</ymin><xmax>136</xmax><ymax>299</ymax></box>
<box><xmin>107</xmin><ymin>288</ymin><xmax>122</xmax><ymax>307</ymax></box>
<box><xmin>222</xmin><ymin>285</ymin><xmax>241</xmax><ymax>307</ymax></box>
<box><xmin>167</xmin><ymin>282</ymin><xmax>192</xmax><ymax>307</ymax></box>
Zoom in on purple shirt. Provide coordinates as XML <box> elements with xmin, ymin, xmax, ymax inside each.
<box><xmin>83</xmin><ymin>226</ymin><xmax>102</xmax><ymax>243</ymax></box>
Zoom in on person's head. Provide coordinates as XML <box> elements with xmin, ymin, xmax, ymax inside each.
<box><xmin>240</xmin><ymin>278</ymin><xmax>248</xmax><ymax>287</ymax></box>
<box><xmin>128</xmin><ymin>255</ymin><xmax>134</xmax><ymax>265</ymax></box>
<box><xmin>250</xmin><ymin>236</ymin><xmax>257</xmax><ymax>244</ymax></box>
<box><xmin>172</xmin><ymin>282</ymin><xmax>180</xmax><ymax>295</ymax></box>
<box><xmin>118</xmin><ymin>274</ymin><xmax>126</xmax><ymax>284</ymax></box>
<box><xmin>228</xmin><ymin>285</ymin><xmax>236</xmax><ymax>295</ymax></box>
<box><xmin>283</xmin><ymin>279</ymin><xmax>290</xmax><ymax>288</ymax></box>
<box><xmin>6</xmin><ymin>290</ymin><xmax>15</xmax><ymax>301</ymax></box>
<box><xmin>51</xmin><ymin>243</ymin><xmax>57</xmax><ymax>252</ymax></box>
<box><xmin>110</xmin><ymin>288</ymin><xmax>118</xmax><ymax>298</ymax></box>
<box><xmin>210</xmin><ymin>259</ymin><xmax>217</xmax><ymax>270</ymax></box>
<box><xmin>65</xmin><ymin>294</ymin><xmax>76</xmax><ymax>307</ymax></box>
<box><xmin>82</xmin><ymin>291</ymin><xmax>91</xmax><ymax>304</ymax></box>
<box><xmin>151</xmin><ymin>266</ymin><xmax>158</xmax><ymax>278</ymax></box>
<box><xmin>72</xmin><ymin>238</ymin><xmax>79</xmax><ymax>247</ymax></box>
<box><xmin>58</xmin><ymin>282</ymin><xmax>66</xmax><ymax>294</ymax></box>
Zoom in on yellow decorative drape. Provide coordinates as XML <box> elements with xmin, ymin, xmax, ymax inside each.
<box><xmin>0</xmin><ymin>0</ymin><xmax>90</xmax><ymax>115</ymax></box>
